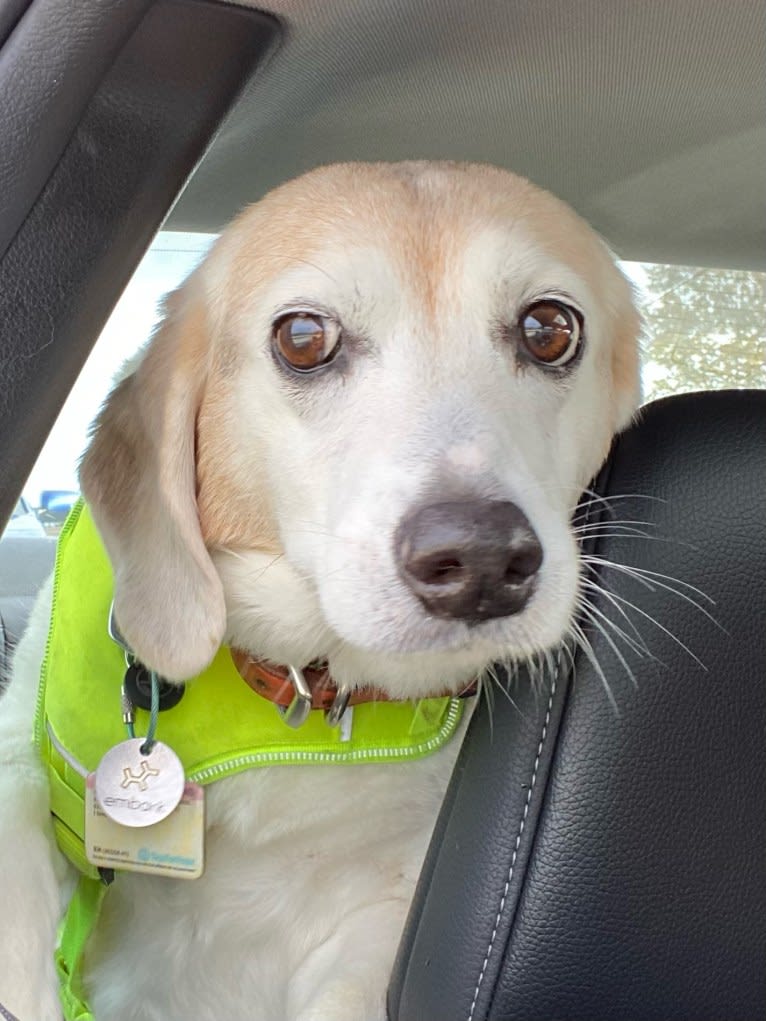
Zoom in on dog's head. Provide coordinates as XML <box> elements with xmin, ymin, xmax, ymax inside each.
<box><xmin>80</xmin><ymin>162</ymin><xmax>640</xmax><ymax>697</ymax></box>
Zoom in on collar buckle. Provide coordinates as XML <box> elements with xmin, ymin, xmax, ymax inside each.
<box><xmin>325</xmin><ymin>685</ymin><xmax>352</xmax><ymax>728</ymax></box>
<box><xmin>277</xmin><ymin>668</ymin><xmax>352</xmax><ymax>729</ymax></box>
<box><xmin>277</xmin><ymin>664</ymin><xmax>313</xmax><ymax>729</ymax></box>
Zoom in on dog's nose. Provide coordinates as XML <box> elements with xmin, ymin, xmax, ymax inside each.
<box><xmin>394</xmin><ymin>500</ymin><xmax>543</xmax><ymax>621</ymax></box>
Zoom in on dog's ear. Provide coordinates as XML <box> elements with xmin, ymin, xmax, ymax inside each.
<box><xmin>80</xmin><ymin>278</ymin><xmax>226</xmax><ymax>681</ymax></box>
<box><xmin>611</xmin><ymin>276</ymin><xmax>643</xmax><ymax>432</ymax></box>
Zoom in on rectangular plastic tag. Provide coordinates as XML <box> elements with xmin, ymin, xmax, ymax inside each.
<box><xmin>85</xmin><ymin>774</ymin><xmax>204</xmax><ymax>879</ymax></box>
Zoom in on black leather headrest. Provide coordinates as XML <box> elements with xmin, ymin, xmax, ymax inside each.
<box><xmin>388</xmin><ymin>390</ymin><xmax>766</xmax><ymax>1021</ymax></box>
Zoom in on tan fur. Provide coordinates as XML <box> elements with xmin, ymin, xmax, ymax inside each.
<box><xmin>196</xmin><ymin>377</ymin><xmax>280</xmax><ymax>553</ymax></box>
<box><xmin>80</xmin><ymin>160</ymin><xmax>640</xmax><ymax>682</ymax></box>
<box><xmin>81</xmin><ymin>282</ymin><xmax>227</xmax><ymax>680</ymax></box>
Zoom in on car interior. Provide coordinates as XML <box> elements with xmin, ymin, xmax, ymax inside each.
<box><xmin>0</xmin><ymin>1</ymin><xmax>763</xmax><ymax>1018</ymax></box>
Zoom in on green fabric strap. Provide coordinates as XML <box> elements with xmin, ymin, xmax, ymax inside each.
<box><xmin>37</xmin><ymin>501</ymin><xmax>466</xmax><ymax>1019</ymax></box>
<box><xmin>55</xmin><ymin>876</ymin><xmax>106</xmax><ymax>1021</ymax></box>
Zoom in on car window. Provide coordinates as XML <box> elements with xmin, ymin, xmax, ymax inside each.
<box><xmin>623</xmin><ymin>262</ymin><xmax>766</xmax><ymax>402</ymax></box>
<box><xmin>12</xmin><ymin>231</ymin><xmax>217</xmax><ymax>539</ymax></box>
<box><xmin>6</xmin><ymin>499</ymin><xmax>46</xmax><ymax>539</ymax></box>
<box><xmin>3</xmin><ymin>237</ymin><xmax>764</xmax><ymax>547</ymax></box>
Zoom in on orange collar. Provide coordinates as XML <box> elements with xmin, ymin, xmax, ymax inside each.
<box><xmin>230</xmin><ymin>649</ymin><xmax>390</xmax><ymax>711</ymax></box>
<box><xmin>230</xmin><ymin>648</ymin><xmax>477</xmax><ymax>727</ymax></box>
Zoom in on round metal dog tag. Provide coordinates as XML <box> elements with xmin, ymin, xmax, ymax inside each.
<box><xmin>94</xmin><ymin>738</ymin><xmax>185</xmax><ymax>828</ymax></box>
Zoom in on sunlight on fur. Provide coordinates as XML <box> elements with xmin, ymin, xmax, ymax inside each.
<box><xmin>0</xmin><ymin>162</ymin><xmax>641</xmax><ymax>1021</ymax></box>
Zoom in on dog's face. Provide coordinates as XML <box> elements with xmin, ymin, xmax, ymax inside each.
<box><xmin>81</xmin><ymin>162</ymin><xmax>640</xmax><ymax>697</ymax></box>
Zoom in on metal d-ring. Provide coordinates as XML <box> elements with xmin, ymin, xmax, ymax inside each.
<box><xmin>107</xmin><ymin>601</ymin><xmax>131</xmax><ymax>656</ymax></box>
<box><xmin>278</xmin><ymin>664</ymin><xmax>313</xmax><ymax>729</ymax></box>
<box><xmin>325</xmin><ymin>685</ymin><xmax>352</xmax><ymax>728</ymax></box>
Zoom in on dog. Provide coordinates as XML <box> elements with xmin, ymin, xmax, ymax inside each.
<box><xmin>0</xmin><ymin>161</ymin><xmax>640</xmax><ymax>1021</ymax></box>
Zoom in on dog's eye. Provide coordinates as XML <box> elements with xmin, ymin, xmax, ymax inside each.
<box><xmin>273</xmin><ymin>313</ymin><xmax>341</xmax><ymax>372</ymax></box>
<box><xmin>519</xmin><ymin>301</ymin><xmax>582</xmax><ymax>367</ymax></box>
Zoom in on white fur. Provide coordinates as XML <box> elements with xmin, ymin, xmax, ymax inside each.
<box><xmin>0</xmin><ymin>162</ymin><xmax>639</xmax><ymax>1020</ymax></box>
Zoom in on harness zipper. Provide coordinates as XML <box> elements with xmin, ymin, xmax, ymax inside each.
<box><xmin>188</xmin><ymin>698</ymin><xmax>463</xmax><ymax>783</ymax></box>
<box><xmin>34</xmin><ymin>501</ymin><xmax>85</xmax><ymax>749</ymax></box>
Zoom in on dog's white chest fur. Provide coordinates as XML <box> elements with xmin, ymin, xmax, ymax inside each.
<box><xmin>4</xmin><ymin>579</ymin><xmax>464</xmax><ymax>1021</ymax></box>
<box><xmin>86</xmin><ymin>753</ymin><xmax>460</xmax><ymax>1021</ymax></box>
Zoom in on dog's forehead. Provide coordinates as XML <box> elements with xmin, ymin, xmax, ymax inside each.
<box><xmin>222</xmin><ymin>162</ymin><xmax>607</xmax><ymax>312</ymax></box>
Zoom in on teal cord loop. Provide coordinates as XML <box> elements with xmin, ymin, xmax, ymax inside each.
<box><xmin>124</xmin><ymin>671</ymin><xmax>160</xmax><ymax>755</ymax></box>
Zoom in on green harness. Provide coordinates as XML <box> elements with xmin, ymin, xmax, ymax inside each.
<box><xmin>34</xmin><ymin>503</ymin><xmax>464</xmax><ymax>1019</ymax></box>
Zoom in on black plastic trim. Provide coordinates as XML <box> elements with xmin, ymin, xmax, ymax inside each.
<box><xmin>0</xmin><ymin>0</ymin><xmax>154</xmax><ymax>259</ymax></box>
<box><xmin>0</xmin><ymin>0</ymin><xmax>31</xmax><ymax>48</ymax></box>
<box><xmin>0</xmin><ymin>0</ymin><xmax>279</xmax><ymax>529</ymax></box>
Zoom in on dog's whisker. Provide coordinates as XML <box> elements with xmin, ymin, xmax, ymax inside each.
<box><xmin>579</xmin><ymin>578</ymin><xmax>657</xmax><ymax>657</ymax></box>
<box><xmin>572</xmin><ymin>521</ymin><xmax>660</xmax><ymax>537</ymax></box>
<box><xmin>583</xmin><ymin>557</ymin><xmax>660</xmax><ymax>597</ymax></box>
<box><xmin>216</xmin><ymin>547</ymin><xmax>286</xmax><ymax>576</ymax></box>
<box><xmin>216</xmin><ymin>547</ymin><xmax>250</xmax><ymax>562</ymax></box>
<box><xmin>290</xmin><ymin>521</ymin><xmax>352</xmax><ymax>543</ymax></box>
<box><xmin>564</xmin><ymin>628</ymin><xmax>581</xmax><ymax>696</ymax></box>
<box><xmin>578</xmin><ymin>488</ymin><xmax>667</xmax><ymax>505</ymax></box>
<box><xmin>227</xmin><ymin>552</ymin><xmax>286</xmax><ymax>582</ymax></box>
<box><xmin>576</xmin><ymin>530</ymin><xmax>704</xmax><ymax>555</ymax></box>
<box><xmin>572</xmin><ymin>516</ymin><xmax>659</xmax><ymax>530</ymax></box>
<box><xmin>581</xmin><ymin>557</ymin><xmax>722</xmax><ymax>630</ymax></box>
<box><xmin>585</xmin><ymin>559</ymin><xmax>716</xmax><ymax>603</ymax></box>
<box><xmin>574</xmin><ymin>529</ymin><xmax>674</xmax><ymax>543</ymax></box>
<box><xmin>527</xmin><ymin>647</ymin><xmax>545</xmax><ymax>698</ymax></box>
<box><xmin>576</xmin><ymin>600</ymin><xmax>642</xmax><ymax>688</ymax></box>
<box><xmin>478</xmin><ymin>675</ymin><xmax>496</xmax><ymax>740</ymax></box>
<box><xmin>481</xmin><ymin>663</ymin><xmax>527</xmax><ymax>720</ymax></box>
<box><xmin>578</xmin><ymin>553</ymin><xmax>717</xmax><ymax>665</ymax></box>
<box><xmin>543</xmin><ymin>646</ymin><xmax>555</xmax><ymax>686</ymax></box>
<box><xmin>560</xmin><ymin>638</ymin><xmax>576</xmax><ymax>675</ymax></box>
<box><xmin>585</xmin><ymin>586</ymin><xmax>708</xmax><ymax>671</ymax></box>
<box><xmin>580</xmin><ymin>611</ymin><xmax>640</xmax><ymax>692</ymax></box>
<box><xmin>567</xmin><ymin>619</ymin><xmax>620</xmax><ymax>714</ymax></box>
<box><xmin>575</xmin><ymin>593</ymin><xmax>652</xmax><ymax>662</ymax></box>
<box><xmin>572</xmin><ymin>489</ymin><xmax>667</xmax><ymax>521</ymax></box>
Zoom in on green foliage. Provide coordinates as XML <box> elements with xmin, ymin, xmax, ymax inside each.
<box><xmin>639</xmin><ymin>264</ymin><xmax>766</xmax><ymax>402</ymax></box>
